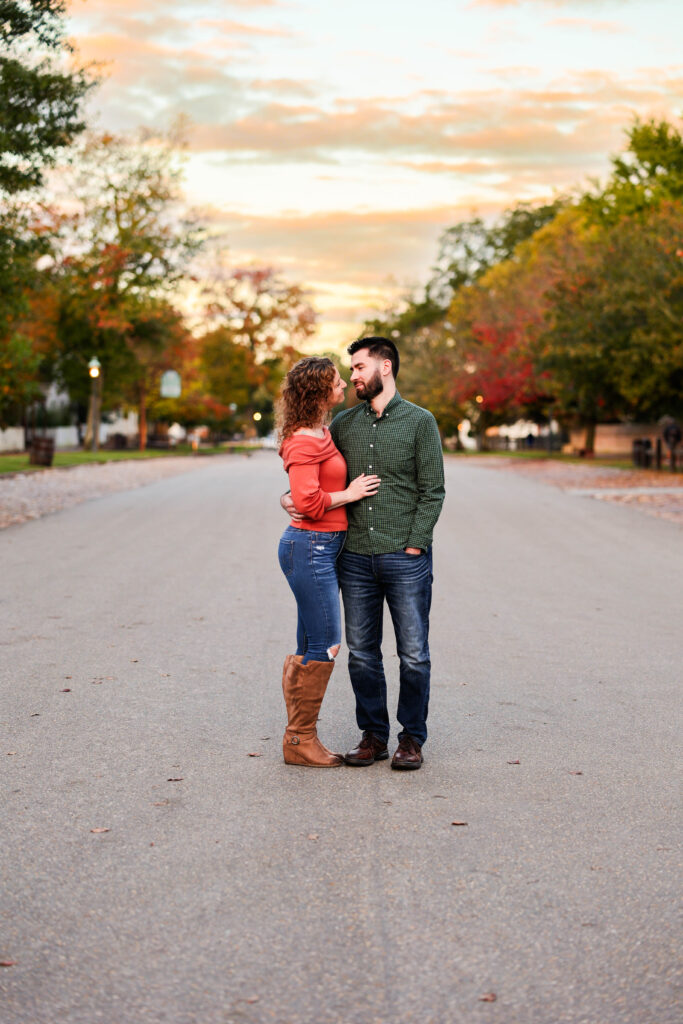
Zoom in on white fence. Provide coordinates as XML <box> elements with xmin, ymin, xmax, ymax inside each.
<box><xmin>0</xmin><ymin>427</ymin><xmax>25</xmax><ymax>452</ymax></box>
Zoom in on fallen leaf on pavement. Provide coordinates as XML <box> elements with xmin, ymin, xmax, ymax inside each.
<box><xmin>60</xmin><ymin>688</ymin><xmax>71</xmax><ymax>693</ymax></box>
<box><xmin>479</xmin><ymin>992</ymin><xmax>497</xmax><ymax>1002</ymax></box>
<box><xmin>507</xmin><ymin>759</ymin><xmax>521</xmax><ymax>765</ymax></box>
<box><xmin>0</xmin><ymin>960</ymin><xmax>16</xmax><ymax>967</ymax></box>
<box><xmin>569</xmin><ymin>770</ymin><xmax>583</xmax><ymax>775</ymax></box>
<box><xmin>90</xmin><ymin>828</ymin><xmax>110</xmax><ymax>834</ymax></box>
<box><xmin>245</xmin><ymin>997</ymin><xmax>259</xmax><ymax>1004</ymax></box>
<box><xmin>167</xmin><ymin>777</ymin><xmax>184</xmax><ymax>782</ymax></box>
<box><xmin>153</xmin><ymin>801</ymin><xmax>169</xmax><ymax>806</ymax></box>
<box><xmin>247</xmin><ymin>752</ymin><xmax>262</xmax><ymax>757</ymax></box>
<box><xmin>451</xmin><ymin>820</ymin><xmax>468</xmax><ymax>826</ymax></box>
<box><xmin>307</xmin><ymin>834</ymin><xmax>319</xmax><ymax>841</ymax></box>
<box><xmin>7</xmin><ymin>752</ymin><xmax>17</xmax><ymax>756</ymax></box>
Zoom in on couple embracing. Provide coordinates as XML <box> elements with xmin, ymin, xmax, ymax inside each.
<box><xmin>276</xmin><ymin>337</ymin><xmax>445</xmax><ymax>770</ymax></box>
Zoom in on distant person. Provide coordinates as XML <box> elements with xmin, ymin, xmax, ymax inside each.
<box><xmin>276</xmin><ymin>357</ymin><xmax>380</xmax><ymax>767</ymax></box>
<box><xmin>282</xmin><ymin>338</ymin><xmax>445</xmax><ymax>770</ymax></box>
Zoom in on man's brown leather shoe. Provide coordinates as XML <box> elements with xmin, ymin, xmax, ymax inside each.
<box><xmin>344</xmin><ymin>732</ymin><xmax>389</xmax><ymax>766</ymax></box>
<box><xmin>391</xmin><ymin>735</ymin><xmax>423</xmax><ymax>770</ymax></box>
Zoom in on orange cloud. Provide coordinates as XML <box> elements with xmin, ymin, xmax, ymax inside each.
<box><xmin>548</xmin><ymin>17</ymin><xmax>627</xmax><ymax>33</ymax></box>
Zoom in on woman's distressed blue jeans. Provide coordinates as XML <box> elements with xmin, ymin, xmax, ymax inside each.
<box><xmin>278</xmin><ymin>525</ymin><xmax>345</xmax><ymax>664</ymax></box>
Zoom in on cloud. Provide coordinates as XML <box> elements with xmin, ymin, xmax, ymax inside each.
<box><xmin>200</xmin><ymin>203</ymin><xmax>503</xmax><ymax>286</ymax></box>
<box><xmin>181</xmin><ymin>70</ymin><xmax>680</xmax><ymax>172</ymax></box>
<box><xmin>547</xmin><ymin>17</ymin><xmax>627</xmax><ymax>33</ymax></box>
<box><xmin>471</xmin><ymin>1</ymin><xmax>631</xmax><ymax>7</ymax></box>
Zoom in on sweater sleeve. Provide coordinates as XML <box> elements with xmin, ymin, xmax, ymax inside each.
<box><xmin>288</xmin><ymin>462</ymin><xmax>333</xmax><ymax>520</ymax></box>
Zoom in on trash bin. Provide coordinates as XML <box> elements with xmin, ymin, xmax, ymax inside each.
<box><xmin>29</xmin><ymin>436</ymin><xmax>55</xmax><ymax>467</ymax></box>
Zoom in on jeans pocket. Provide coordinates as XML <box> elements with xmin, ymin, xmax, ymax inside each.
<box><xmin>278</xmin><ymin>539</ymin><xmax>295</xmax><ymax>578</ymax></box>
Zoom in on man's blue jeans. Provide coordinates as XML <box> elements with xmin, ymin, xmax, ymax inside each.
<box><xmin>337</xmin><ymin>548</ymin><xmax>433</xmax><ymax>746</ymax></box>
<box><xmin>278</xmin><ymin>525</ymin><xmax>345</xmax><ymax>664</ymax></box>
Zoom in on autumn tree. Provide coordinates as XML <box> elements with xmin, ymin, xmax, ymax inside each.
<box><xmin>538</xmin><ymin>202</ymin><xmax>683</xmax><ymax>450</ymax></box>
<box><xmin>200</xmin><ymin>266</ymin><xmax>316</xmax><ymax>435</ymax></box>
<box><xmin>537</xmin><ymin>118</ymin><xmax>683</xmax><ymax>451</ymax></box>
<box><xmin>364</xmin><ymin>200</ymin><xmax>568</xmax><ymax>439</ymax></box>
<box><xmin>50</xmin><ymin>129</ymin><xmax>203</xmax><ymax>447</ymax></box>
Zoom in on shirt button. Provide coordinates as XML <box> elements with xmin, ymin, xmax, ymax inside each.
<box><xmin>368</xmin><ymin>465</ymin><xmax>372</xmax><ymax>469</ymax></box>
<box><xmin>369</xmin><ymin>506</ymin><xmax>372</xmax><ymax>510</ymax></box>
<box><xmin>370</xmin><ymin>527</ymin><xmax>374</xmax><ymax>531</ymax></box>
<box><xmin>370</xmin><ymin>444</ymin><xmax>374</xmax><ymax>448</ymax></box>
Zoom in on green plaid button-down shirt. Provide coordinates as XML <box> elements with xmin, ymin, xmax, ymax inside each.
<box><xmin>329</xmin><ymin>391</ymin><xmax>445</xmax><ymax>554</ymax></box>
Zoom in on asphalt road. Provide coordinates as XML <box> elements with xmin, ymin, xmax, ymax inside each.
<box><xmin>1</xmin><ymin>452</ymin><xmax>680</xmax><ymax>1024</ymax></box>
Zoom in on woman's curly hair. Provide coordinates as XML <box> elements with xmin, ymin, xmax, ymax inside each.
<box><xmin>276</xmin><ymin>357</ymin><xmax>337</xmax><ymax>442</ymax></box>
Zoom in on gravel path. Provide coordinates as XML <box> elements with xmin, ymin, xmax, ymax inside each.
<box><xmin>0</xmin><ymin>456</ymin><xmax>227</xmax><ymax>530</ymax></box>
<box><xmin>465</xmin><ymin>457</ymin><xmax>683</xmax><ymax>525</ymax></box>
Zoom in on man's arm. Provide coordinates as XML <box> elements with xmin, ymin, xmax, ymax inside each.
<box><xmin>406</xmin><ymin>413</ymin><xmax>445</xmax><ymax>551</ymax></box>
<box><xmin>280</xmin><ymin>490</ymin><xmax>305</xmax><ymax>520</ymax></box>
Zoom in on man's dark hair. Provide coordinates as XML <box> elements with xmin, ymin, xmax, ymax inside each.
<box><xmin>347</xmin><ymin>336</ymin><xmax>400</xmax><ymax>379</ymax></box>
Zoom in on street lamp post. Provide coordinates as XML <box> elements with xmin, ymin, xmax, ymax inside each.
<box><xmin>88</xmin><ymin>357</ymin><xmax>102</xmax><ymax>452</ymax></box>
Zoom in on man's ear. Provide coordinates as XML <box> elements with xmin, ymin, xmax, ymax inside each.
<box><xmin>381</xmin><ymin>358</ymin><xmax>393</xmax><ymax>378</ymax></box>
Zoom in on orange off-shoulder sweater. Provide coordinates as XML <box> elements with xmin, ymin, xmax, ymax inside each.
<box><xmin>280</xmin><ymin>430</ymin><xmax>348</xmax><ymax>531</ymax></box>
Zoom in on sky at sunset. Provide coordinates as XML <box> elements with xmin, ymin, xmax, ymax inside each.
<box><xmin>66</xmin><ymin>0</ymin><xmax>683</xmax><ymax>350</ymax></box>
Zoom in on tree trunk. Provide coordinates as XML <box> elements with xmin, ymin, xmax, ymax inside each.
<box><xmin>84</xmin><ymin>395</ymin><xmax>94</xmax><ymax>448</ymax></box>
<box><xmin>583</xmin><ymin>420</ymin><xmax>596</xmax><ymax>455</ymax></box>
<box><xmin>139</xmin><ymin>383</ymin><xmax>147</xmax><ymax>451</ymax></box>
<box><xmin>84</xmin><ymin>377</ymin><xmax>102</xmax><ymax>449</ymax></box>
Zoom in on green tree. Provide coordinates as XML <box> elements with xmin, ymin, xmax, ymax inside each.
<box><xmin>583</xmin><ymin>117</ymin><xmax>683</xmax><ymax>224</ymax></box>
<box><xmin>0</xmin><ymin>1</ymin><xmax>93</xmax><ymax>196</ymax></box>
<box><xmin>0</xmin><ymin>2</ymin><xmax>94</xmax><ymax>425</ymax></box>
<box><xmin>429</xmin><ymin>198</ymin><xmax>566</xmax><ymax>302</ymax></box>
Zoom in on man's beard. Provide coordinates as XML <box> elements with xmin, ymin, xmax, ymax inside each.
<box><xmin>354</xmin><ymin>370</ymin><xmax>383</xmax><ymax>401</ymax></box>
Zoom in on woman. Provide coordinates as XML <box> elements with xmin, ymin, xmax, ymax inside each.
<box><xmin>276</xmin><ymin>357</ymin><xmax>380</xmax><ymax>767</ymax></box>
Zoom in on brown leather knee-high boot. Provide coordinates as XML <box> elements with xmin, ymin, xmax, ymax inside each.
<box><xmin>283</xmin><ymin>656</ymin><xmax>343</xmax><ymax>767</ymax></box>
<box><xmin>281</xmin><ymin>654</ymin><xmax>295</xmax><ymax>720</ymax></box>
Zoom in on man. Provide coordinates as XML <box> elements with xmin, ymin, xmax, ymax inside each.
<box><xmin>282</xmin><ymin>337</ymin><xmax>445</xmax><ymax>770</ymax></box>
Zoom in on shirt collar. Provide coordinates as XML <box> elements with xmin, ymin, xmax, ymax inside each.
<box><xmin>365</xmin><ymin>390</ymin><xmax>403</xmax><ymax>419</ymax></box>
